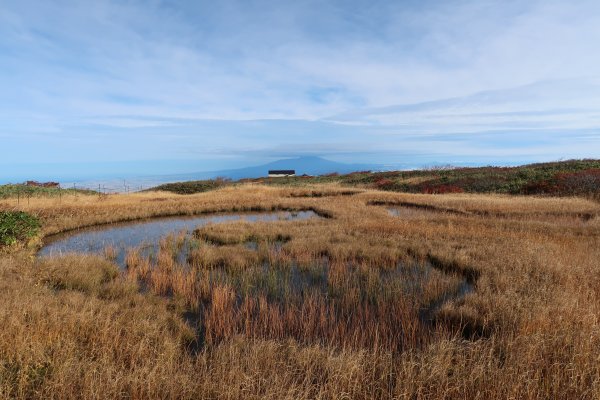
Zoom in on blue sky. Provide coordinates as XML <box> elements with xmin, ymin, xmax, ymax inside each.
<box><xmin>1</xmin><ymin>0</ymin><xmax>600</xmax><ymax>182</ymax></box>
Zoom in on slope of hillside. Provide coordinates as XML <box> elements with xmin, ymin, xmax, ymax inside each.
<box><xmin>150</xmin><ymin>159</ymin><xmax>600</xmax><ymax>198</ymax></box>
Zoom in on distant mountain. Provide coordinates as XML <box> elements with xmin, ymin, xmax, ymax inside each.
<box><xmin>56</xmin><ymin>157</ymin><xmax>383</xmax><ymax>192</ymax></box>
<box><xmin>161</xmin><ymin>156</ymin><xmax>379</xmax><ymax>181</ymax></box>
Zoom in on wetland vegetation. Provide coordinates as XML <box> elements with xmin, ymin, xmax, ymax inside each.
<box><xmin>1</xmin><ymin>181</ymin><xmax>599</xmax><ymax>398</ymax></box>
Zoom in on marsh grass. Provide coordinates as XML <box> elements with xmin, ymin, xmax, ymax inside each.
<box><xmin>1</xmin><ymin>184</ymin><xmax>600</xmax><ymax>398</ymax></box>
<box><xmin>124</xmin><ymin>232</ymin><xmax>462</xmax><ymax>351</ymax></box>
<box><xmin>38</xmin><ymin>254</ymin><xmax>119</xmax><ymax>293</ymax></box>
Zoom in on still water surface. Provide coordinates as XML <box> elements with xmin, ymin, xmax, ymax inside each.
<box><xmin>39</xmin><ymin>211</ymin><xmax>318</xmax><ymax>267</ymax></box>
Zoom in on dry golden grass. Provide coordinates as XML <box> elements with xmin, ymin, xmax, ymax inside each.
<box><xmin>1</xmin><ymin>184</ymin><xmax>600</xmax><ymax>398</ymax></box>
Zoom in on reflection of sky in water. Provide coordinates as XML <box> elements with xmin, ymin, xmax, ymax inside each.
<box><xmin>39</xmin><ymin>211</ymin><xmax>317</xmax><ymax>267</ymax></box>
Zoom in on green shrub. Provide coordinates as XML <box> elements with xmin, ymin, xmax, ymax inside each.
<box><xmin>0</xmin><ymin>211</ymin><xmax>41</xmax><ymax>246</ymax></box>
<box><xmin>150</xmin><ymin>178</ymin><xmax>231</xmax><ymax>194</ymax></box>
<box><xmin>0</xmin><ymin>184</ymin><xmax>96</xmax><ymax>199</ymax></box>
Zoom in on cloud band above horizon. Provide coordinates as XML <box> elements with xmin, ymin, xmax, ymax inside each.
<box><xmin>1</xmin><ymin>0</ymin><xmax>599</xmax><ymax>177</ymax></box>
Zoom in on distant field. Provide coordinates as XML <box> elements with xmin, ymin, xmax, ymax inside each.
<box><xmin>149</xmin><ymin>159</ymin><xmax>600</xmax><ymax>198</ymax></box>
<box><xmin>1</xmin><ymin>183</ymin><xmax>599</xmax><ymax>398</ymax></box>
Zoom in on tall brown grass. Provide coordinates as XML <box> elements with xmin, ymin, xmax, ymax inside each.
<box><xmin>0</xmin><ymin>184</ymin><xmax>599</xmax><ymax>398</ymax></box>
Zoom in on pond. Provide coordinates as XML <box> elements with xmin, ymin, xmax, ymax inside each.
<box><xmin>38</xmin><ymin>208</ymin><xmax>478</xmax><ymax>345</ymax></box>
<box><xmin>39</xmin><ymin>210</ymin><xmax>319</xmax><ymax>267</ymax></box>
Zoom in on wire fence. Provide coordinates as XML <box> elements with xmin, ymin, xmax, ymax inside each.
<box><xmin>7</xmin><ymin>180</ymin><xmax>150</xmax><ymax>207</ymax></box>
<box><xmin>70</xmin><ymin>181</ymin><xmax>148</xmax><ymax>195</ymax></box>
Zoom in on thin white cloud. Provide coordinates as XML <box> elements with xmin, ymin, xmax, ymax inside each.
<box><xmin>0</xmin><ymin>0</ymin><xmax>599</xmax><ymax>170</ymax></box>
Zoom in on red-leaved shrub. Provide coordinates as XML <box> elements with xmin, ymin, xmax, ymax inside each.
<box><xmin>555</xmin><ymin>169</ymin><xmax>600</xmax><ymax>195</ymax></box>
<box><xmin>374</xmin><ymin>178</ymin><xmax>395</xmax><ymax>190</ymax></box>
<box><xmin>420</xmin><ymin>184</ymin><xmax>464</xmax><ymax>194</ymax></box>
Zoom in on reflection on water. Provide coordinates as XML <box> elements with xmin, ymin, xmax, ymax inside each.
<box><xmin>39</xmin><ymin>211</ymin><xmax>318</xmax><ymax>267</ymax></box>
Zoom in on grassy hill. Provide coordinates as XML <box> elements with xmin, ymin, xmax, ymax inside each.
<box><xmin>150</xmin><ymin>159</ymin><xmax>600</xmax><ymax>198</ymax></box>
